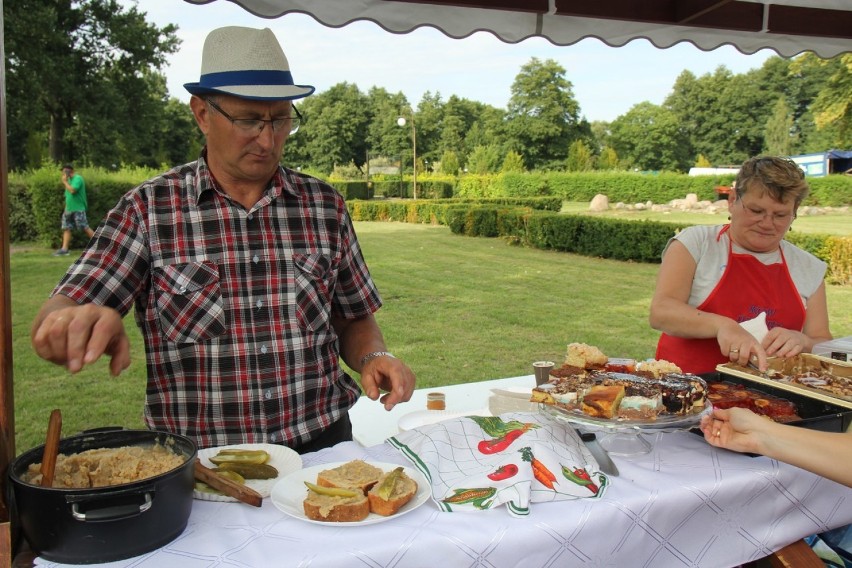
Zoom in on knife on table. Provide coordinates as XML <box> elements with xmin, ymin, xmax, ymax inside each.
<box><xmin>576</xmin><ymin>429</ymin><xmax>619</xmax><ymax>476</ymax></box>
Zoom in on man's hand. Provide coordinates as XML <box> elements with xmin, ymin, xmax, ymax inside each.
<box><xmin>359</xmin><ymin>355</ymin><xmax>416</xmax><ymax>411</ymax></box>
<box><xmin>32</xmin><ymin>298</ymin><xmax>131</xmax><ymax>376</ymax></box>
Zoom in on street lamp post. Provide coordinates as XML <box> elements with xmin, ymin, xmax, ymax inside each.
<box><xmin>397</xmin><ymin>114</ymin><xmax>417</xmax><ymax>199</ymax></box>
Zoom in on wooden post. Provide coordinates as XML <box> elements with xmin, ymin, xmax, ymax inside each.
<box><xmin>0</xmin><ymin>1</ymin><xmax>19</xmax><ymax>566</ymax></box>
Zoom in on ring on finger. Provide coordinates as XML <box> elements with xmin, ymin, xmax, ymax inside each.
<box><xmin>729</xmin><ymin>348</ymin><xmax>739</xmax><ymax>354</ymax></box>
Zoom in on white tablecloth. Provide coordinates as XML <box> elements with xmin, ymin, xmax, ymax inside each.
<box><xmin>35</xmin><ymin>429</ymin><xmax>852</xmax><ymax>568</ymax></box>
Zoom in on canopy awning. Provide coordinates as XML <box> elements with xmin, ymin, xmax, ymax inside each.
<box><xmin>184</xmin><ymin>0</ymin><xmax>852</xmax><ymax>59</ymax></box>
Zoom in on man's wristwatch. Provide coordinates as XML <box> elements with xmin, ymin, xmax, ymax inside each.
<box><xmin>360</xmin><ymin>351</ymin><xmax>396</xmax><ymax>367</ymax></box>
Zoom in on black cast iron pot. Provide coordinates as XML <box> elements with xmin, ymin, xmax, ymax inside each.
<box><xmin>8</xmin><ymin>428</ymin><xmax>196</xmax><ymax>564</ymax></box>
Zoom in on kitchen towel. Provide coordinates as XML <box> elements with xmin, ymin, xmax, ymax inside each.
<box><xmin>388</xmin><ymin>411</ymin><xmax>608</xmax><ymax>517</ymax></box>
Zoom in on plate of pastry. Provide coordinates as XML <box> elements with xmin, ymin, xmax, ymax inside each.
<box><xmin>534</xmin><ymin>369</ymin><xmax>712</xmax><ymax>431</ymax></box>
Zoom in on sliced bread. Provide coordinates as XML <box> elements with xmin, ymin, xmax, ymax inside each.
<box><xmin>367</xmin><ymin>467</ymin><xmax>418</xmax><ymax>516</ymax></box>
<box><xmin>316</xmin><ymin>460</ymin><xmax>383</xmax><ymax>494</ymax></box>
<box><xmin>303</xmin><ymin>488</ymin><xmax>370</xmax><ymax>522</ymax></box>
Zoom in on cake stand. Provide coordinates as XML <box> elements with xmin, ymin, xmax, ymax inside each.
<box><xmin>539</xmin><ymin>402</ymin><xmax>713</xmax><ymax>456</ymax></box>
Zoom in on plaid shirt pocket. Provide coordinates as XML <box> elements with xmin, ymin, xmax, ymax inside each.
<box><xmin>152</xmin><ymin>261</ymin><xmax>226</xmax><ymax>343</ymax></box>
<box><xmin>293</xmin><ymin>253</ymin><xmax>333</xmax><ymax>332</ymax></box>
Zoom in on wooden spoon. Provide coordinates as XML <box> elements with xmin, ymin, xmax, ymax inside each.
<box><xmin>40</xmin><ymin>409</ymin><xmax>62</xmax><ymax>487</ymax></box>
<box><xmin>194</xmin><ymin>459</ymin><xmax>263</xmax><ymax>507</ymax></box>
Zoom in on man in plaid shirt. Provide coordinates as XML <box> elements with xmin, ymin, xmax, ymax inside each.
<box><xmin>30</xmin><ymin>26</ymin><xmax>416</xmax><ymax>452</ymax></box>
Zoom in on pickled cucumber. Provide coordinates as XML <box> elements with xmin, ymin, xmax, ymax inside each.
<box><xmin>209</xmin><ymin>449</ymin><xmax>270</xmax><ymax>465</ymax></box>
<box><xmin>216</xmin><ymin>462</ymin><xmax>279</xmax><ymax>479</ymax></box>
<box><xmin>375</xmin><ymin>467</ymin><xmax>404</xmax><ymax>500</ymax></box>
<box><xmin>303</xmin><ymin>481</ymin><xmax>360</xmax><ymax>498</ymax></box>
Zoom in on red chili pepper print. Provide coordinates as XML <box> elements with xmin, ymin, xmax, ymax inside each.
<box><xmin>487</xmin><ymin>464</ymin><xmax>519</xmax><ymax>481</ymax></box>
<box><xmin>477</xmin><ymin>428</ymin><xmax>525</xmax><ymax>455</ymax></box>
<box><xmin>561</xmin><ymin>465</ymin><xmax>601</xmax><ymax>495</ymax></box>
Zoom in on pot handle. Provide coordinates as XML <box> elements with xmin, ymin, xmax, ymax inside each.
<box><xmin>66</xmin><ymin>489</ymin><xmax>154</xmax><ymax>522</ymax></box>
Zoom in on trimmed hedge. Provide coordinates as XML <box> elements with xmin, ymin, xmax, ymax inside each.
<box><xmin>454</xmin><ymin>171</ymin><xmax>852</xmax><ymax>206</ymax></box>
<box><xmin>8</xmin><ymin>166</ymin><xmax>852</xmax><ymax>281</ymax></box>
<box><xmin>349</xmin><ymin>201</ymin><xmax>852</xmax><ymax>284</ymax></box>
<box><xmin>14</xmin><ymin>166</ymin><xmax>160</xmax><ymax>247</ymax></box>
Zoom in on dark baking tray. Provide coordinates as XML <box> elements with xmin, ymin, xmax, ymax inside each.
<box><xmin>698</xmin><ymin>372</ymin><xmax>852</xmax><ymax>432</ymax></box>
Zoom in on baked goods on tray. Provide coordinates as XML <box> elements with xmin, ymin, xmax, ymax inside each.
<box><xmin>717</xmin><ymin>353</ymin><xmax>852</xmax><ymax>404</ymax></box>
<box><xmin>706</xmin><ymin>381</ymin><xmax>801</xmax><ymax>423</ymax></box>
<box><xmin>532</xmin><ymin>343</ymin><xmax>707</xmax><ymax>421</ymax></box>
<box><xmin>302</xmin><ymin>460</ymin><xmax>418</xmax><ymax>522</ymax></box>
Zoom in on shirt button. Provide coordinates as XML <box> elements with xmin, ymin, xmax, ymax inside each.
<box><xmin>253</xmin><ymin>255</ymin><xmax>260</xmax><ymax>264</ymax></box>
<box><xmin>261</xmin><ymin>344</ymin><xmax>268</xmax><ymax>354</ymax></box>
<box><xmin>256</xmin><ymin>300</ymin><xmax>263</xmax><ymax>309</ymax></box>
<box><xmin>179</xmin><ymin>286</ymin><xmax>187</xmax><ymax>293</ymax></box>
<box><xmin>265</xmin><ymin>390</ymin><xmax>272</xmax><ymax>400</ymax></box>
<box><xmin>247</xmin><ymin>214</ymin><xmax>254</xmax><ymax>221</ymax></box>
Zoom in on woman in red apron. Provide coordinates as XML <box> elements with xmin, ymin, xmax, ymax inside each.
<box><xmin>650</xmin><ymin>156</ymin><xmax>832</xmax><ymax>375</ymax></box>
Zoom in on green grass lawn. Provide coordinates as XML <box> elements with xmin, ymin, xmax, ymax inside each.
<box><xmin>9</xmin><ymin>221</ymin><xmax>852</xmax><ymax>453</ymax></box>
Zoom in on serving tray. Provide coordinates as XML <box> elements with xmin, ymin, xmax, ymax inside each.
<box><xmin>716</xmin><ymin>353</ymin><xmax>852</xmax><ymax>410</ymax></box>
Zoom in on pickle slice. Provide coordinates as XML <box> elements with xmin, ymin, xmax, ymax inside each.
<box><xmin>304</xmin><ymin>481</ymin><xmax>360</xmax><ymax>498</ymax></box>
<box><xmin>375</xmin><ymin>467</ymin><xmax>404</xmax><ymax>500</ymax></box>
<box><xmin>216</xmin><ymin>462</ymin><xmax>279</xmax><ymax>479</ymax></box>
<box><xmin>209</xmin><ymin>449</ymin><xmax>270</xmax><ymax>465</ymax></box>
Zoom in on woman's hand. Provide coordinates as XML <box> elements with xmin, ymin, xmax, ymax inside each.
<box><xmin>700</xmin><ymin>407</ymin><xmax>772</xmax><ymax>455</ymax></box>
<box><xmin>717</xmin><ymin>322</ymin><xmax>768</xmax><ymax>370</ymax></box>
<box><xmin>762</xmin><ymin>327</ymin><xmax>808</xmax><ymax>358</ymax></box>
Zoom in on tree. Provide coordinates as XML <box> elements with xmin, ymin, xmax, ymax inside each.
<box><xmin>289</xmin><ymin>82</ymin><xmax>370</xmax><ymax>174</ymax></box>
<box><xmin>808</xmin><ymin>54</ymin><xmax>852</xmax><ymax>148</ymax></box>
<box><xmin>504</xmin><ymin>58</ymin><xmax>581</xmax><ymax>170</ymax></box>
<box><xmin>466</xmin><ymin>144</ymin><xmax>501</xmax><ymax>174</ymax></box>
<box><xmin>4</xmin><ymin>0</ymin><xmax>180</xmax><ymax>168</ymax></box>
<box><xmin>695</xmin><ymin>154</ymin><xmax>712</xmax><ymax>167</ymax></box>
<box><xmin>566</xmin><ymin>140</ymin><xmax>594</xmax><ymax>171</ymax></box>
<box><xmin>501</xmin><ymin>151</ymin><xmax>525</xmax><ymax>173</ymax></box>
<box><xmin>609</xmin><ymin>102</ymin><xmax>690</xmax><ymax>172</ymax></box>
<box><xmin>440</xmin><ymin>150</ymin><xmax>460</xmax><ymax>175</ymax></box>
<box><xmin>764</xmin><ymin>97</ymin><xmax>795</xmax><ymax>156</ymax></box>
<box><xmin>364</xmin><ymin>88</ymin><xmax>411</xmax><ymax>167</ymax></box>
<box><xmin>597</xmin><ymin>147</ymin><xmax>620</xmax><ymax>170</ymax></box>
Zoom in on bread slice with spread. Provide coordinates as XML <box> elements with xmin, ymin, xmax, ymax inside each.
<box><xmin>316</xmin><ymin>460</ymin><xmax>383</xmax><ymax>494</ymax></box>
<box><xmin>303</xmin><ymin>482</ymin><xmax>370</xmax><ymax>522</ymax></box>
<box><xmin>367</xmin><ymin>466</ymin><xmax>418</xmax><ymax>516</ymax></box>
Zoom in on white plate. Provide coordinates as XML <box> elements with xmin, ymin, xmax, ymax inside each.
<box><xmin>488</xmin><ymin>395</ymin><xmax>538</xmax><ymax>415</ymax></box>
<box><xmin>397</xmin><ymin>408</ymin><xmax>490</xmax><ymax>432</ymax></box>
<box><xmin>194</xmin><ymin>443</ymin><xmax>302</xmax><ymax>502</ymax></box>
<box><xmin>270</xmin><ymin>461</ymin><xmax>430</xmax><ymax>525</ymax></box>
<box><xmin>490</xmin><ymin>386</ymin><xmax>534</xmax><ymax>399</ymax></box>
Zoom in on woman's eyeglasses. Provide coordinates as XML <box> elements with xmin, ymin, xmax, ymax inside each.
<box><xmin>738</xmin><ymin>199</ymin><xmax>796</xmax><ymax>226</ymax></box>
<box><xmin>206</xmin><ymin>99</ymin><xmax>302</xmax><ymax>136</ymax></box>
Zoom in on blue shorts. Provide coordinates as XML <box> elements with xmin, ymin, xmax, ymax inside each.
<box><xmin>61</xmin><ymin>211</ymin><xmax>90</xmax><ymax>231</ymax></box>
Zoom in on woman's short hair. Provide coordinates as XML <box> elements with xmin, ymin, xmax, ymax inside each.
<box><xmin>734</xmin><ymin>156</ymin><xmax>810</xmax><ymax>207</ymax></box>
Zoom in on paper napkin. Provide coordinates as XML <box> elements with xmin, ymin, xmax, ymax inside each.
<box><xmin>388</xmin><ymin>411</ymin><xmax>608</xmax><ymax>517</ymax></box>
<box><xmin>740</xmin><ymin>311</ymin><xmax>769</xmax><ymax>342</ymax></box>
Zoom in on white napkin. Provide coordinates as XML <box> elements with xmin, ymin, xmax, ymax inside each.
<box><xmin>388</xmin><ymin>412</ymin><xmax>608</xmax><ymax>517</ymax></box>
<box><xmin>740</xmin><ymin>311</ymin><xmax>769</xmax><ymax>342</ymax></box>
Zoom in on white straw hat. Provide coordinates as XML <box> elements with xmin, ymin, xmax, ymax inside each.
<box><xmin>184</xmin><ymin>26</ymin><xmax>315</xmax><ymax>101</ymax></box>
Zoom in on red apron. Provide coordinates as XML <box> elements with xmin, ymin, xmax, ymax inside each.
<box><xmin>655</xmin><ymin>225</ymin><xmax>805</xmax><ymax>374</ymax></box>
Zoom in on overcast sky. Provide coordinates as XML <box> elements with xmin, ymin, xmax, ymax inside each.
<box><xmin>133</xmin><ymin>0</ymin><xmax>778</xmax><ymax>123</ymax></box>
